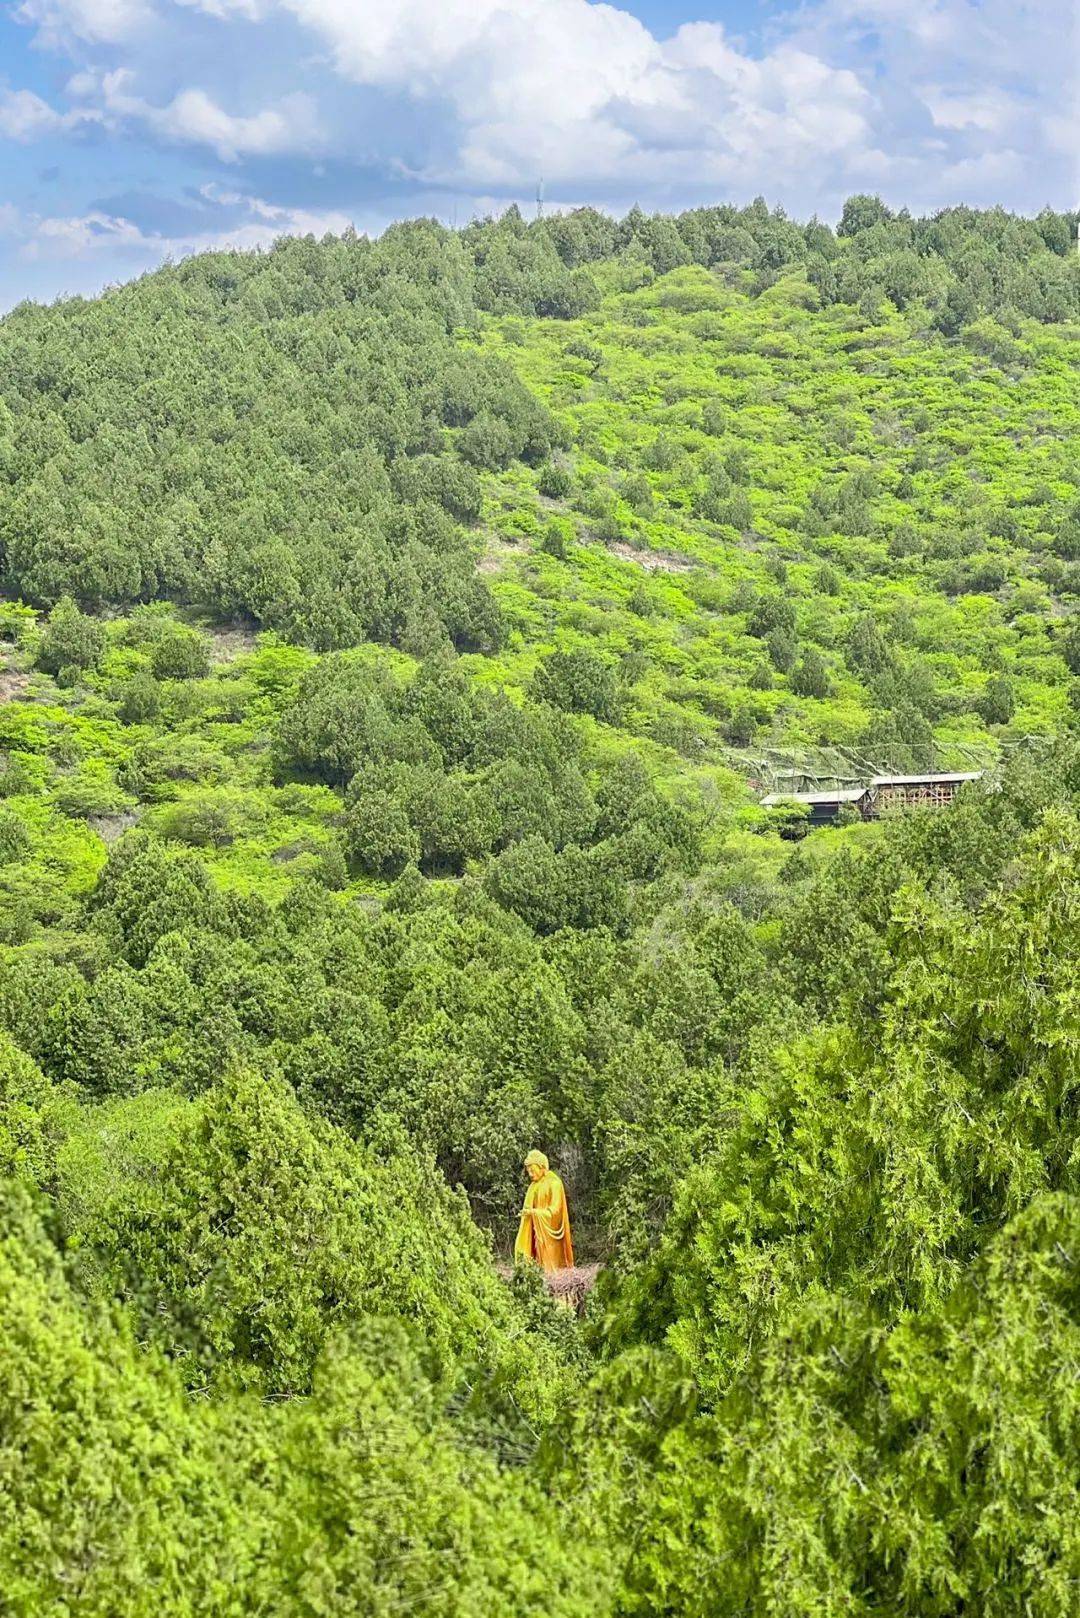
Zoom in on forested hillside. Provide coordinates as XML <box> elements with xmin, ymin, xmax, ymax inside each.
<box><xmin>4</xmin><ymin>199</ymin><xmax>1080</xmax><ymax>1615</ymax></box>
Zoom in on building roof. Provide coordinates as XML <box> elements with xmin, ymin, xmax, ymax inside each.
<box><xmin>869</xmin><ymin>772</ymin><xmax>983</xmax><ymax>788</ymax></box>
<box><xmin>760</xmin><ymin>787</ymin><xmax>868</xmax><ymax>808</ymax></box>
<box><xmin>759</xmin><ymin>771</ymin><xmax>985</xmax><ymax>812</ymax></box>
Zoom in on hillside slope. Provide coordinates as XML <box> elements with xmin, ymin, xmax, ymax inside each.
<box><xmin>3</xmin><ymin>201</ymin><xmax>1080</xmax><ymax>1616</ymax></box>
<box><xmin>478</xmin><ymin>259</ymin><xmax>1079</xmax><ymax>775</ymax></box>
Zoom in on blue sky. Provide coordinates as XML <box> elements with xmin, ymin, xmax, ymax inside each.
<box><xmin>0</xmin><ymin>0</ymin><xmax>1074</xmax><ymax>309</ymax></box>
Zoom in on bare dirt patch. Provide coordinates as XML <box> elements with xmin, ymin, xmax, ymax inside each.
<box><xmin>496</xmin><ymin>1261</ymin><xmax>601</xmax><ymax>1315</ymax></box>
<box><xmin>207</xmin><ymin>624</ymin><xmax>260</xmax><ymax>664</ymax></box>
<box><xmin>0</xmin><ymin>670</ymin><xmax>31</xmax><ymax>703</ymax></box>
<box><xmin>478</xmin><ymin>538</ymin><xmax>529</xmax><ymax>575</ymax></box>
<box><xmin>609</xmin><ymin>541</ymin><xmax>696</xmax><ymax>574</ymax></box>
<box><xmin>88</xmin><ymin>812</ymin><xmax>139</xmax><ymax>845</ymax></box>
<box><xmin>544</xmin><ymin>1263</ymin><xmax>601</xmax><ymax>1313</ymax></box>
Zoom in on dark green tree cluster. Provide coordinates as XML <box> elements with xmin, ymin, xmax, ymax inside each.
<box><xmin>277</xmin><ymin>652</ymin><xmax>694</xmax><ymax>882</ymax></box>
<box><xmin>463</xmin><ymin>197</ymin><xmax>1080</xmax><ymax>327</ymax></box>
<box><xmin>584</xmin><ymin>762</ymin><xmax>1080</xmax><ymax>1612</ymax></box>
<box><xmin>0</xmin><ymin>222</ymin><xmax>562</xmax><ymax>650</ymax></box>
<box><xmin>8</xmin><ymin>744</ymin><xmax>1080</xmax><ymax>1612</ymax></box>
<box><xmin>1</xmin><ymin>1172</ymin><xmax>605</xmax><ymax>1618</ymax></box>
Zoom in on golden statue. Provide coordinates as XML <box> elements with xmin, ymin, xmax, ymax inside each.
<box><xmin>514</xmin><ymin>1149</ymin><xmax>574</xmax><ymax>1272</ymax></box>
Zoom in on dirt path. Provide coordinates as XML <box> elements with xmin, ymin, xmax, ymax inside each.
<box><xmin>497</xmin><ymin>1260</ymin><xmax>601</xmax><ymax>1313</ymax></box>
<box><xmin>543</xmin><ymin>1263</ymin><xmax>600</xmax><ymax>1311</ymax></box>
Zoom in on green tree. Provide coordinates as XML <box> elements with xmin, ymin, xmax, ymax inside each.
<box><xmin>36</xmin><ymin>596</ymin><xmax>105</xmax><ymax>678</ymax></box>
<box><xmin>533</xmin><ymin>647</ymin><xmax>623</xmax><ymax>724</ymax></box>
<box><xmin>341</xmin><ymin>790</ymin><xmax>420</xmax><ymax>876</ymax></box>
<box><xmin>790</xmin><ymin>648</ymin><xmax>831</xmax><ymax>698</ymax></box>
<box><xmin>980</xmin><ymin>674</ymin><xmax>1017</xmax><ymax>725</ymax></box>
<box><xmin>150</xmin><ymin>625</ymin><xmax>211</xmax><ymax>681</ymax></box>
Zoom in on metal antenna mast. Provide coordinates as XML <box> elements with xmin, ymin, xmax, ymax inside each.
<box><xmin>536</xmin><ymin>179</ymin><xmax>545</xmax><ymax>221</ymax></box>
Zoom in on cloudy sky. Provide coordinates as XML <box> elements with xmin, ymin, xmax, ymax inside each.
<box><xmin>0</xmin><ymin>0</ymin><xmax>1075</xmax><ymax>308</ymax></box>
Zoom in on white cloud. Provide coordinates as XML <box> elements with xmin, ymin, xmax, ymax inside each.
<box><xmin>921</xmin><ymin>87</ymin><xmax>1016</xmax><ymax>134</ymax></box>
<box><xmin>786</xmin><ymin>0</ymin><xmax>1076</xmax><ymax>202</ymax></box>
<box><xmin>271</xmin><ymin>0</ymin><xmax>874</xmax><ymax>191</ymax></box>
<box><xmin>29</xmin><ymin>209</ymin><xmax>155</xmax><ymax>257</ymax></box>
<box><xmin>0</xmin><ymin>87</ymin><xmax>103</xmax><ymax>140</ymax></box>
<box><xmin>88</xmin><ymin>69</ymin><xmax>321</xmax><ymax>160</ymax></box>
<box><xmin>934</xmin><ymin>149</ymin><xmax>1027</xmax><ymax>191</ymax></box>
<box><xmin>172</xmin><ymin>0</ymin><xmax>267</xmax><ymax>17</ymax></box>
<box><xmin>8</xmin><ymin>0</ymin><xmax>867</xmax><ymax>192</ymax></box>
<box><xmin>4</xmin><ymin>0</ymin><xmax>1075</xmax><ymax>235</ymax></box>
<box><xmin>15</xmin><ymin>0</ymin><xmax>150</xmax><ymax>46</ymax></box>
<box><xmin>1044</xmin><ymin>105</ymin><xmax>1080</xmax><ymax>172</ymax></box>
<box><xmin>140</xmin><ymin>85</ymin><xmax>319</xmax><ymax>160</ymax></box>
<box><xmin>13</xmin><ymin>188</ymin><xmax>353</xmax><ymax>264</ymax></box>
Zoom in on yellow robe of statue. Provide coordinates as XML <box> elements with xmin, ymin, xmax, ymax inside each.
<box><xmin>515</xmin><ymin>1167</ymin><xmax>574</xmax><ymax>1272</ymax></box>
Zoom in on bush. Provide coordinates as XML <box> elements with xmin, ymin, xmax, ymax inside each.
<box><xmin>723</xmin><ymin>701</ymin><xmax>766</xmax><ymax>747</ymax></box>
<box><xmin>765</xmin><ymin>629</ymin><xmax>798</xmax><ymax>672</ymax></box>
<box><xmin>36</xmin><ymin>597</ymin><xmax>104</xmax><ymax>678</ymax></box>
<box><xmin>980</xmin><ymin>674</ymin><xmax>1016</xmax><ymax>726</ymax></box>
<box><xmin>790</xmin><ymin>649</ymin><xmax>831</xmax><ymax>699</ymax></box>
<box><xmin>533</xmin><ymin>647</ymin><xmax>624</xmax><ymax>724</ymax></box>
<box><xmin>540</xmin><ymin>519</ymin><xmax>572</xmax><ymax>559</ymax></box>
<box><xmin>484</xmin><ymin>834</ymin><xmax>567</xmax><ymax>934</ymax></box>
<box><xmin>538</xmin><ymin>463</ymin><xmax>572</xmax><ymax>499</ymax></box>
<box><xmin>459</xmin><ymin>410</ymin><xmax>516</xmax><ymax>470</ymax></box>
<box><xmin>118</xmin><ymin>672</ymin><xmax>162</xmax><ymax>724</ymax></box>
<box><xmin>748</xmin><ymin>595</ymin><xmax>796</xmax><ymax>640</ymax></box>
<box><xmin>1062</xmin><ymin>618</ymin><xmax>1080</xmax><ymax>676</ymax></box>
<box><xmin>760</xmin><ymin>798</ymin><xmax>812</xmax><ymax>840</ymax></box>
<box><xmin>0</xmin><ymin>807</ymin><xmax>30</xmax><ymax>864</ymax></box>
<box><xmin>53</xmin><ymin>779</ymin><xmax>132</xmax><ymax>820</ymax></box>
<box><xmin>150</xmin><ymin>627</ymin><xmax>211</xmax><ymax>682</ymax></box>
<box><xmin>0</xmin><ymin>760</ymin><xmax>33</xmax><ymax>799</ymax></box>
<box><xmin>341</xmin><ymin>791</ymin><xmax>420</xmax><ymax>877</ymax></box>
<box><xmin>156</xmin><ymin>799</ymin><xmax>238</xmax><ymax>848</ymax></box>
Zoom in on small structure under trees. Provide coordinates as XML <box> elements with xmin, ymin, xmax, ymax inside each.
<box><xmin>759</xmin><ymin>786</ymin><xmax>868</xmax><ymax>827</ymax></box>
<box><xmin>761</xmin><ymin>770</ymin><xmax>983</xmax><ymax>827</ymax></box>
<box><xmin>865</xmin><ymin>771</ymin><xmax>983</xmax><ymax>816</ymax></box>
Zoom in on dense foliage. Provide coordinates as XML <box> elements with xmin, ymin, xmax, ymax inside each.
<box><xmin>476</xmin><ymin>235</ymin><xmax>1079</xmax><ymax>776</ymax></box>
<box><xmin>0</xmin><ymin>223</ymin><xmax>557</xmax><ymax>652</ymax></box>
<box><xmin>4</xmin><ymin>201</ymin><xmax>1080</xmax><ymax>1615</ymax></box>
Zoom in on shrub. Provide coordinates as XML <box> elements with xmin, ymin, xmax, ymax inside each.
<box><xmin>979</xmin><ymin>674</ymin><xmax>1016</xmax><ymax>726</ymax></box>
<box><xmin>36</xmin><ymin>597</ymin><xmax>104</xmax><ymax>678</ymax></box>
<box><xmin>341</xmin><ymin>791</ymin><xmax>420</xmax><ymax>877</ymax></box>
<box><xmin>533</xmin><ymin>647</ymin><xmax>623</xmax><ymax>724</ymax></box>
<box><xmin>118</xmin><ymin>672</ymin><xmax>162</xmax><ymax>724</ymax></box>
<box><xmin>790</xmin><ymin>649</ymin><xmax>831</xmax><ymax>699</ymax></box>
<box><xmin>538</xmin><ymin>463</ymin><xmax>573</xmax><ymax>499</ymax></box>
<box><xmin>150</xmin><ymin>627</ymin><xmax>211</xmax><ymax>682</ymax></box>
<box><xmin>0</xmin><ymin>807</ymin><xmax>30</xmax><ymax>864</ymax></box>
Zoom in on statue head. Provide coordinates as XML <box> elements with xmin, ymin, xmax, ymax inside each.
<box><xmin>524</xmin><ymin>1149</ymin><xmax>549</xmax><ymax>1182</ymax></box>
